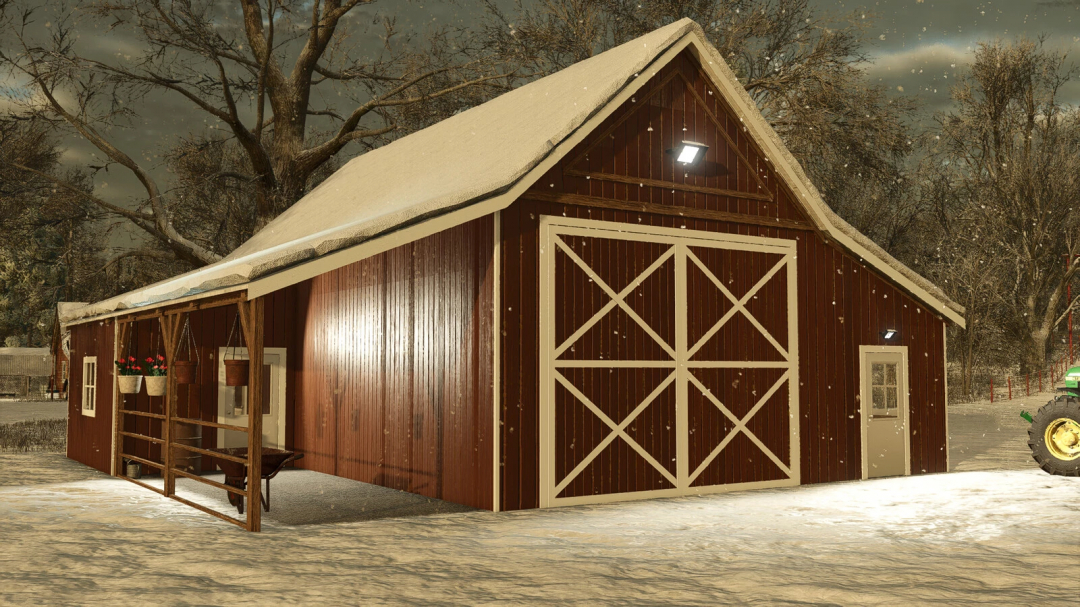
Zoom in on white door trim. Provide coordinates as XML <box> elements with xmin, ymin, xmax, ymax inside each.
<box><xmin>859</xmin><ymin>345</ymin><xmax>911</xmax><ymax>480</ymax></box>
<box><xmin>216</xmin><ymin>347</ymin><xmax>287</xmax><ymax>449</ymax></box>
<box><xmin>492</xmin><ymin>210</ymin><xmax>501</xmax><ymax>512</ymax></box>
<box><xmin>539</xmin><ymin>215</ymin><xmax>800</xmax><ymax>507</ymax></box>
<box><xmin>943</xmin><ymin>324</ymin><xmax>949</xmax><ymax>472</ymax></box>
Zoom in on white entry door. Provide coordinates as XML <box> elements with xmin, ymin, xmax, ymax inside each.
<box><xmin>860</xmin><ymin>346</ymin><xmax>910</xmax><ymax>479</ymax></box>
<box><xmin>217</xmin><ymin>347</ymin><xmax>287</xmax><ymax>449</ymax></box>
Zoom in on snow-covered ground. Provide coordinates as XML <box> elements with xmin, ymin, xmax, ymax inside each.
<box><xmin>1</xmin><ymin>397</ymin><xmax>1077</xmax><ymax>605</ymax></box>
<box><xmin>0</xmin><ymin>400</ymin><xmax>67</xmax><ymax>424</ymax></box>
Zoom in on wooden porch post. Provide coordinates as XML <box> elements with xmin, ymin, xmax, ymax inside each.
<box><xmin>159</xmin><ymin>313</ymin><xmax>186</xmax><ymax>497</ymax></box>
<box><xmin>113</xmin><ymin>320</ymin><xmax>131</xmax><ymax>477</ymax></box>
<box><xmin>238</xmin><ymin>298</ymin><xmax>264</xmax><ymax>532</ymax></box>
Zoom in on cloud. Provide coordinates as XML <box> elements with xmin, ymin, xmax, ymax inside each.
<box><xmin>865</xmin><ymin>43</ymin><xmax>972</xmax><ymax>79</ymax></box>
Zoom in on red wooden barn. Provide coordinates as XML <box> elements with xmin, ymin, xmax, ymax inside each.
<box><xmin>60</xmin><ymin>19</ymin><xmax>964</xmax><ymax>529</ymax></box>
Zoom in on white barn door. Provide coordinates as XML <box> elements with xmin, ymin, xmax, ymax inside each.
<box><xmin>539</xmin><ymin>216</ymin><xmax>800</xmax><ymax>507</ymax></box>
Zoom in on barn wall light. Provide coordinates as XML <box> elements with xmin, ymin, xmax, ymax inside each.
<box><xmin>881</xmin><ymin>329</ymin><xmax>899</xmax><ymax>340</ymax></box>
<box><xmin>668</xmin><ymin>141</ymin><xmax>708</xmax><ymax>165</ymax></box>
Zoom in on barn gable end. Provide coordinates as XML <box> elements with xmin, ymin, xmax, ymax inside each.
<box><xmin>498</xmin><ymin>48</ymin><xmax>949</xmax><ymax>511</ymax></box>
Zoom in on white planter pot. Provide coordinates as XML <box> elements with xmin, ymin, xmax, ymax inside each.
<box><xmin>144</xmin><ymin>375</ymin><xmax>168</xmax><ymax>397</ymax></box>
<box><xmin>117</xmin><ymin>375</ymin><xmax>143</xmax><ymax>395</ymax></box>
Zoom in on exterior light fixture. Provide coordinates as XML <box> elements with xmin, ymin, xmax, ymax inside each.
<box><xmin>881</xmin><ymin>329</ymin><xmax>898</xmax><ymax>340</ymax></box>
<box><xmin>670</xmin><ymin>141</ymin><xmax>708</xmax><ymax>165</ymax></box>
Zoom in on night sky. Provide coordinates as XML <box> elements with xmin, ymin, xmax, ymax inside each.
<box><xmin>6</xmin><ymin>0</ymin><xmax>1080</xmax><ymax>214</ymax></box>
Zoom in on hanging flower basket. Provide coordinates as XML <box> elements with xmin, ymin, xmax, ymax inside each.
<box><xmin>115</xmin><ymin>357</ymin><xmax>143</xmax><ymax>394</ymax></box>
<box><xmin>174</xmin><ymin>360</ymin><xmax>198</xmax><ymax>385</ymax></box>
<box><xmin>145</xmin><ymin>375</ymin><xmax>167</xmax><ymax>397</ymax></box>
<box><xmin>173</xmin><ymin>319</ymin><xmax>200</xmax><ymax>385</ymax></box>
<box><xmin>117</xmin><ymin>375</ymin><xmax>143</xmax><ymax>395</ymax></box>
<box><xmin>223</xmin><ymin>312</ymin><xmax>249</xmax><ymax>386</ymax></box>
<box><xmin>143</xmin><ymin>355</ymin><xmax>168</xmax><ymax>396</ymax></box>
<box><xmin>224</xmin><ymin>359</ymin><xmax>250</xmax><ymax>386</ymax></box>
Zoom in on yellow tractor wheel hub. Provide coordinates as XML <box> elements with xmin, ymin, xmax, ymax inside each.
<box><xmin>1045</xmin><ymin>418</ymin><xmax>1080</xmax><ymax>461</ymax></box>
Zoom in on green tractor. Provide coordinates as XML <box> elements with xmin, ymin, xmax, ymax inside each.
<box><xmin>1028</xmin><ymin>366</ymin><xmax>1080</xmax><ymax>476</ymax></box>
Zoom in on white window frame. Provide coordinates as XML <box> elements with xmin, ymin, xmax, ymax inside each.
<box><xmin>82</xmin><ymin>356</ymin><xmax>98</xmax><ymax>418</ymax></box>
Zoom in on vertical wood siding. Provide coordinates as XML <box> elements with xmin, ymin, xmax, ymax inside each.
<box><xmin>293</xmin><ymin>216</ymin><xmax>495</xmax><ymax>510</ymax></box>
<box><xmin>499</xmin><ymin>49</ymin><xmax>948</xmax><ymax>510</ymax></box>
<box><xmin>66</xmin><ymin>320</ymin><xmax>115</xmax><ymax>474</ymax></box>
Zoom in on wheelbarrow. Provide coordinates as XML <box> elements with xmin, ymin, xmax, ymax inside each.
<box><xmin>207</xmin><ymin>447</ymin><xmax>304</xmax><ymax>515</ymax></box>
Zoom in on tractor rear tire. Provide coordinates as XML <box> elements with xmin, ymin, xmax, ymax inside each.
<box><xmin>1028</xmin><ymin>397</ymin><xmax>1080</xmax><ymax>476</ymax></box>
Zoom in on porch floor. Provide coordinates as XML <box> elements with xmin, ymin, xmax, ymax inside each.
<box><xmin>139</xmin><ymin>468</ymin><xmax>475</xmax><ymax>525</ymax></box>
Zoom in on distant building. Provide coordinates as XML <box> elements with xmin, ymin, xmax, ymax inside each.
<box><xmin>0</xmin><ymin>347</ymin><xmax>54</xmax><ymax>399</ymax></box>
<box><xmin>51</xmin><ymin>303</ymin><xmax>86</xmax><ymax>400</ymax></box>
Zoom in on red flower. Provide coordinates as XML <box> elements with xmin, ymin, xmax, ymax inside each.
<box><xmin>128</xmin><ymin>356</ymin><xmax>135</xmax><ymax>362</ymax></box>
<box><xmin>157</xmin><ymin>354</ymin><xmax>165</xmax><ymax>361</ymax></box>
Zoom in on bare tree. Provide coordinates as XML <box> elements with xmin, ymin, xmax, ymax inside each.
<box><xmin>1</xmin><ymin>0</ymin><xmax>516</xmax><ymax>267</ymax></box>
<box><xmin>917</xmin><ymin>164</ymin><xmax>1011</xmax><ymax>396</ymax></box>
<box><xmin>932</xmin><ymin>38</ymin><xmax>1080</xmax><ymax>373</ymax></box>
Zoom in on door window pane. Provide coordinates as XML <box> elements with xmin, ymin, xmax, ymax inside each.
<box><xmin>870</xmin><ymin>361</ymin><xmax>899</xmax><ymax>418</ymax></box>
<box><xmin>872</xmin><ymin>387</ymin><xmax>885</xmax><ymax>411</ymax></box>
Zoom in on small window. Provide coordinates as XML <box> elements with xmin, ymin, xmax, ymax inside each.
<box><xmin>870</xmin><ymin>361</ymin><xmax>899</xmax><ymax>419</ymax></box>
<box><xmin>82</xmin><ymin>356</ymin><xmax>97</xmax><ymax>418</ymax></box>
<box><xmin>61</xmin><ymin>360</ymin><xmax>68</xmax><ymax>380</ymax></box>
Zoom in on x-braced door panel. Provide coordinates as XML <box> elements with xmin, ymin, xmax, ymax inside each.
<box><xmin>540</xmin><ymin>216</ymin><xmax>799</xmax><ymax>507</ymax></box>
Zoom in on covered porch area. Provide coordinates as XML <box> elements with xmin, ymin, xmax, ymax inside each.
<box><xmin>111</xmin><ymin>292</ymin><xmax>290</xmax><ymax>532</ymax></box>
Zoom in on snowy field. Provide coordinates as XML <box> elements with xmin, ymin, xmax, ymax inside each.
<box><xmin>1</xmin><ymin>396</ymin><xmax>1078</xmax><ymax>605</ymax></box>
<box><xmin>0</xmin><ymin>400</ymin><xmax>67</xmax><ymax>424</ymax></box>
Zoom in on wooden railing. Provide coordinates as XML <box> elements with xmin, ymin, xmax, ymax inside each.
<box><xmin>112</xmin><ymin>294</ymin><xmax>266</xmax><ymax>531</ymax></box>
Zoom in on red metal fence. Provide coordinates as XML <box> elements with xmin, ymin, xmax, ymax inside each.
<box><xmin>982</xmin><ymin>355</ymin><xmax>1075</xmax><ymax>404</ymax></box>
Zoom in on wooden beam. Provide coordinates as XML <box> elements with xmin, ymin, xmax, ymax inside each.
<box><xmin>159</xmin><ymin>311</ymin><xmax>187</xmax><ymax>497</ymax></box>
<box><xmin>118</xmin><ymin>474</ymin><xmax>166</xmax><ymax>496</ymax></box>
<box><xmin>172</xmin><ymin>468</ymin><xmax>247</xmax><ymax>497</ymax></box>
<box><xmin>158</xmin><ymin>315</ymin><xmax>172</xmax><ymax>496</ymax></box>
<box><xmin>563</xmin><ymin>170</ymin><xmax>775</xmax><ymax>203</ymax></box>
<box><xmin>170</xmin><ymin>441</ymin><xmax>248</xmax><ymax>465</ymax></box>
<box><xmin>119</xmin><ymin>452</ymin><xmax>164</xmax><ymax>470</ymax></box>
<box><xmin>120</xmin><ymin>409</ymin><xmax>166</xmax><ymax>420</ymax></box>
<box><xmin>237</xmin><ymin>298</ymin><xmax>264</xmax><ymax>532</ymax></box>
<box><xmin>113</xmin><ymin>320</ymin><xmax>130</xmax><ymax>478</ymax></box>
<box><xmin>114</xmin><ymin>292</ymin><xmax>246</xmax><ymax>325</ymax></box>
<box><xmin>169</xmin><ymin>494</ymin><xmax>247</xmax><ymax>529</ymax></box>
<box><xmin>119</xmin><ymin>430</ymin><xmax>165</xmax><ymax>445</ymax></box>
<box><xmin>172</xmin><ymin>415</ymin><xmax>249</xmax><ymax>433</ymax></box>
<box><xmin>522</xmin><ymin>191</ymin><xmax>814</xmax><ymax>231</ymax></box>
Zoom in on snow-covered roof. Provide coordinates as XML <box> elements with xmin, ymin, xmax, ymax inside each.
<box><xmin>61</xmin><ymin>18</ymin><xmax>964</xmax><ymax>327</ymax></box>
<box><xmin>56</xmin><ymin>302</ymin><xmax>87</xmax><ymax>329</ymax></box>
